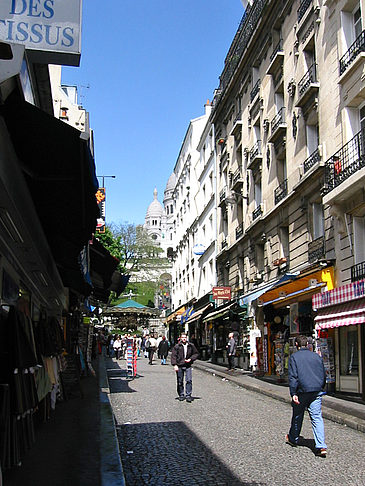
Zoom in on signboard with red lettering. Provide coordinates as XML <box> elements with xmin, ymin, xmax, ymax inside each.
<box><xmin>95</xmin><ymin>187</ymin><xmax>106</xmax><ymax>234</ymax></box>
<box><xmin>212</xmin><ymin>286</ymin><xmax>231</xmax><ymax>300</ymax></box>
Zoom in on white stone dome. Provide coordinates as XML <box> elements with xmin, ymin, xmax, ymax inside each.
<box><xmin>146</xmin><ymin>188</ymin><xmax>164</xmax><ymax>218</ymax></box>
<box><xmin>164</xmin><ymin>172</ymin><xmax>176</xmax><ymax>194</ymax></box>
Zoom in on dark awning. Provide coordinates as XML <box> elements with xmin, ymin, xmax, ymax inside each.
<box><xmin>89</xmin><ymin>238</ymin><xmax>120</xmax><ymax>303</ymax></box>
<box><xmin>1</xmin><ymin>93</ymin><xmax>99</xmax><ymax>294</ymax></box>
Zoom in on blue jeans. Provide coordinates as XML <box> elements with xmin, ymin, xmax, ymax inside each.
<box><xmin>177</xmin><ymin>366</ymin><xmax>192</xmax><ymax>397</ymax></box>
<box><xmin>288</xmin><ymin>392</ymin><xmax>327</xmax><ymax>449</ymax></box>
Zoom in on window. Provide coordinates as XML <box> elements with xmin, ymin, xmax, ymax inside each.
<box><xmin>340</xmin><ymin>326</ymin><xmax>359</xmax><ymax>376</ymax></box>
<box><xmin>341</xmin><ymin>3</ymin><xmax>362</xmax><ymax>55</ymax></box>
<box><xmin>254</xmin><ymin>172</ymin><xmax>262</xmax><ymax>207</ymax></box>
<box><xmin>312</xmin><ymin>202</ymin><xmax>324</xmax><ymax>240</ymax></box>
<box><xmin>306</xmin><ymin>124</ymin><xmax>319</xmax><ymax>156</ymax></box>
<box><xmin>353</xmin><ymin>216</ymin><xmax>365</xmax><ymax>263</ymax></box>
<box><xmin>256</xmin><ymin>244</ymin><xmax>265</xmax><ymax>273</ymax></box>
<box><xmin>279</xmin><ymin>226</ymin><xmax>289</xmax><ymax>258</ymax></box>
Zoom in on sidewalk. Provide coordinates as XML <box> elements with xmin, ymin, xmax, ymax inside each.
<box><xmin>194</xmin><ymin>360</ymin><xmax>365</xmax><ymax>433</ymax></box>
<box><xmin>2</xmin><ymin>356</ymin><xmax>124</xmax><ymax>486</ymax></box>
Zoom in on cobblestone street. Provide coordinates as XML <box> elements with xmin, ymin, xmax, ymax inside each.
<box><xmin>107</xmin><ymin>356</ymin><xmax>365</xmax><ymax>486</ymax></box>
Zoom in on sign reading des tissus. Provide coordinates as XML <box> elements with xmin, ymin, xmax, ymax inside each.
<box><xmin>0</xmin><ymin>0</ymin><xmax>82</xmax><ymax>66</ymax></box>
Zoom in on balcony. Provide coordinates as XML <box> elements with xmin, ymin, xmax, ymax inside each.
<box><xmin>230</xmin><ymin>112</ymin><xmax>243</xmax><ymax>138</ymax></box>
<box><xmin>267</xmin><ymin>39</ymin><xmax>284</xmax><ymax>75</ymax></box>
<box><xmin>351</xmin><ymin>261</ymin><xmax>365</xmax><ymax>282</ymax></box>
<box><xmin>248</xmin><ymin>140</ymin><xmax>262</xmax><ymax>169</ymax></box>
<box><xmin>274</xmin><ymin>178</ymin><xmax>288</xmax><ymax>205</ymax></box>
<box><xmin>339</xmin><ymin>30</ymin><xmax>365</xmax><ymax>79</ymax></box>
<box><xmin>219</xmin><ymin>188</ymin><xmax>227</xmax><ymax>206</ymax></box>
<box><xmin>303</xmin><ymin>147</ymin><xmax>321</xmax><ymax>174</ymax></box>
<box><xmin>308</xmin><ymin>236</ymin><xmax>325</xmax><ymax>264</ymax></box>
<box><xmin>231</xmin><ymin>168</ymin><xmax>243</xmax><ymax>190</ymax></box>
<box><xmin>221</xmin><ymin>237</ymin><xmax>228</xmax><ymax>250</ymax></box>
<box><xmin>235</xmin><ymin>222</ymin><xmax>244</xmax><ymax>240</ymax></box>
<box><xmin>268</xmin><ymin>107</ymin><xmax>286</xmax><ymax>143</ymax></box>
<box><xmin>323</xmin><ymin>128</ymin><xmax>365</xmax><ymax>195</ymax></box>
<box><xmin>296</xmin><ymin>63</ymin><xmax>319</xmax><ymax>108</ymax></box>
<box><xmin>250</xmin><ymin>79</ymin><xmax>261</xmax><ymax>103</ymax></box>
<box><xmin>297</xmin><ymin>0</ymin><xmax>312</xmax><ymax>23</ymax></box>
<box><xmin>252</xmin><ymin>204</ymin><xmax>263</xmax><ymax>221</ymax></box>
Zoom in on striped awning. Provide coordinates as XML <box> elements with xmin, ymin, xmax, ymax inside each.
<box><xmin>314</xmin><ymin>299</ymin><xmax>365</xmax><ymax>329</ymax></box>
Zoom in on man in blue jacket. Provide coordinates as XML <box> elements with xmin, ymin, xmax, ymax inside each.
<box><xmin>286</xmin><ymin>335</ymin><xmax>327</xmax><ymax>457</ymax></box>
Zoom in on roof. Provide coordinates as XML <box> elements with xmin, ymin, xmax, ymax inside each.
<box><xmin>115</xmin><ymin>299</ymin><xmax>147</xmax><ymax>309</ymax></box>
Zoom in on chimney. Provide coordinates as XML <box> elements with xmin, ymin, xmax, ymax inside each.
<box><xmin>205</xmin><ymin>99</ymin><xmax>212</xmax><ymax>116</ymax></box>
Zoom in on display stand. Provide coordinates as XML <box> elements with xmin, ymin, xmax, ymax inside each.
<box><xmin>126</xmin><ymin>338</ymin><xmax>137</xmax><ymax>380</ymax></box>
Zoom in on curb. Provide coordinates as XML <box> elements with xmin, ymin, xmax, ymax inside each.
<box><xmin>99</xmin><ymin>356</ymin><xmax>126</xmax><ymax>486</ymax></box>
<box><xmin>194</xmin><ymin>362</ymin><xmax>365</xmax><ymax>434</ymax></box>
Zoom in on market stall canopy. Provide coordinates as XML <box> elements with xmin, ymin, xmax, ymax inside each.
<box><xmin>1</xmin><ymin>92</ymin><xmax>99</xmax><ymax>295</ymax></box>
<box><xmin>314</xmin><ymin>299</ymin><xmax>365</xmax><ymax>329</ymax></box>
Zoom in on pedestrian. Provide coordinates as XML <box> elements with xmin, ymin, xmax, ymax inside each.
<box><xmin>113</xmin><ymin>335</ymin><xmax>122</xmax><ymax>360</ymax></box>
<box><xmin>171</xmin><ymin>332</ymin><xmax>199</xmax><ymax>403</ymax></box>
<box><xmin>286</xmin><ymin>335</ymin><xmax>327</xmax><ymax>457</ymax></box>
<box><xmin>158</xmin><ymin>336</ymin><xmax>169</xmax><ymax>365</ymax></box>
<box><xmin>106</xmin><ymin>333</ymin><xmax>113</xmax><ymax>357</ymax></box>
<box><xmin>147</xmin><ymin>334</ymin><xmax>157</xmax><ymax>365</ymax></box>
<box><xmin>226</xmin><ymin>332</ymin><xmax>236</xmax><ymax>371</ymax></box>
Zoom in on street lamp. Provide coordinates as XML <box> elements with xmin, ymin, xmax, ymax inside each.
<box><xmin>225</xmin><ymin>190</ymin><xmax>248</xmax><ymax>205</ymax></box>
<box><xmin>97</xmin><ymin>175</ymin><xmax>116</xmax><ymax>187</ymax></box>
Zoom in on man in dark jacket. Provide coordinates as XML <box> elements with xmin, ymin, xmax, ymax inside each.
<box><xmin>171</xmin><ymin>333</ymin><xmax>199</xmax><ymax>402</ymax></box>
<box><xmin>286</xmin><ymin>335</ymin><xmax>327</xmax><ymax>457</ymax></box>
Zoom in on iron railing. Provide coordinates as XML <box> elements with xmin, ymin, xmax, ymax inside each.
<box><xmin>221</xmin><ymin>238</ymin><xmax>228</xmax><ymax>250</ymax></box>
<box><xmin>298</xmin><ymin>0</ymin><xmax>312</xmax><ymax>22</ymax></box>
<box><xmin>351</xmin><ymin>261</ymin><xmax>365</xmax><ymax>282</ymax></box>
<box><xmin>250</xmin><ymin>79</ymin><xmax>261</xmax><ymax>102</ymax></box>
<box><xmin>303</xmin><ymin>147</ymin><xmax>321</xmax><ymax>173</ymax></box>
<box><xmin>274</xmin><ymin>179</ymin><xmax>288</xmax><ymax>204</ymax></box>
<box><xmin>271</xmin><ymin>107</ymin><xmax>286</xmax><ymax>134</ymax></box>
<box><xmin>270</xmin><ymin>38</ymin><xmax>283</xmax><ymax>62</ymax></box>
<box><xmin>219</xmin><ymin>188</ymin><xmax>227</xmax><ymax>202</ymax></box>
<box><xmin>250</xmin><ymin>140</ymin><xmax>262</xmax><ymax>160</ymax></box>
<box><xmin>232</xmin><ymin>168</ymin><xmax>242</xmax><ymax>186</ymax></box>
<box><xmin>323</xmin><ymin>128</ymin><xmax>365</xmax><ymax>194</ymax></box>
<box><xmin>236</xmin><ymin>222</ymin><xmax>244</xmax><ymax>240</ymax></box>
<box><xmin>252</xmin><ymin>204</ymin><xmax>263</xmax><ymax>221</ymax></box>
<box><xmin>339</xmin><ymin>30</ymin><xmax>365</xmax><ymax>76</ymax></box>
<box><xmin>298</xmin><ymin>63</ymin><xmax>318</xmax><ymax>97</ymax></box>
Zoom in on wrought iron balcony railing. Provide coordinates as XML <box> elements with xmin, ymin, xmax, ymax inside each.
<box><xmin>351</xmin><ymin>260</ymin><xmax>365</xmax><ymax>282</ymax></box>
<box><xmin>219</xmin><ymin>188</ymin><xmax>227</xmax><ymax>202</ymax></box>
<box><xmin>236</xmin><ymin>222</ymin><xmax>244</xmax><ymax>240</ymax></box>
<box><xmin>270</xmin><ymin>39</ymin><xmax>283</xmax><ymax>63</ymax></box>
<box><xmin>298</xmin><ymin>0</ymin><xmax>312</xmax><ymax>23</ymax></box>
<box><xmin>252</xmin><ymin>204</ymin><xmax>263</xmax><ymax>221</ymax></box>
<box><xmin>271</xmin><ymin>107</ymin><xmax>286</xmax><ymax>134</ymax></box>
<box><xmin>323</xmin><ymin>128</ymin><xmax>365</xmax><ymax>194</ymax></box>
<box><xmin>274</xmin><ymin>178</ymin><xmax>288</xmax><ymax>205</ymax></box>
<box><xmin>221</xmin><ymin>238</ymin><xmax>228</xmax><ymax>250</ymax></box>
<box><xmin>232</xmin><ymin>168</ymin><xmax>243</xmax><ymax>187</ymax></box>
<box><xmin>303</xmin><ymin>147</ymin><xmax>321</xmax><ymax>173</ymax></box>
<box><xmin>250</xmin><ymin>79</ymin><xmax>261</xmax><ymax>102</ymax></box>
<box><xmin>298</xmin><ymin>63</ymin><xmax>318</xmax><ymax>98</ymax></box>
<box><xmin>339</xmin><ymin>29</ymin><xmax>365</xmax><ymax>76</ymax></box>
<box><xmin>249</xmin><ymin>140</ymin><xmax>262</xmax><ymax>160</ymax></box>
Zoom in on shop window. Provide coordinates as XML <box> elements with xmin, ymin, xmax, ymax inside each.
<box><xmin>339</xmin><ymin>326</ymin><xmax>359</xmax><ymax>375</ymax></box>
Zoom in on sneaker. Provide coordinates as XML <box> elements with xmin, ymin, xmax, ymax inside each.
<box><xmin>285</xmin><ymin>434</ymin><xmax>297</xmax><ymax>447</ymax></box>
<box><xmin>315</xmin><ymin>448</ymin><xmax>327</xmax><ymax>457</ymax></box>
<box><xmin>186</xmin><ymin>396</ymin><xmax>192</xmax><ymax>403</ymax></box>
<box><xmin>178</xmin><ymin>396</ymin><xmax>185</xmax><ymax>401</ymax></box>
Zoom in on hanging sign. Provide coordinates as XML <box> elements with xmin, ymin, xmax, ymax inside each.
<box><xmin>0</xmin><ymin>0</ymin><xmax>82</xmax><ymax>66</ymax></box>
<box><xmin>212</xmin><ymin>286</ymin><xmax>231</xmax><ymax>300</ymax></box>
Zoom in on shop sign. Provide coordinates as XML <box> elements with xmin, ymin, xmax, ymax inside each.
<box><xmin>96</xmin><ymin>187</ymin><xmax>106</xmax><ymax>234</ymax></box>
<box><xmin>212</xmin><ymin>286</ymin><xmax>231</xmax><ymax>300</ymax></box>
<box><xmin>0</xmin><ymin>0</ymin><xmax>82</xmax><ymax>66</ymax></box>
<box><xmin>193</xmin><ymin>243</ymin><xmax>206</xmax><ymax>255</ymax></box>
<box><xmin>312</xmin><ymin>278</ymin><xmax>365</xmax><ymax>309</ymax></box>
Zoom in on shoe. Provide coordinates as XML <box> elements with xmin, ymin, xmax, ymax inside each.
<box><xmin>178</xmin><ymin>396</ymin><xmax>185</xmax><ymax>401</ymax></box>
<box><xmin>285</xmin><ymin>434</ymin><xmax>297</xmax><ymax>447</ymax></box>
<box><xmin>315</xmin><ymin>448</ymin><xmax>327</xmax><ymax>457</ymax></box>
<box><xmin>186</xmin><ymin>396</ymin><xmax>192</xmax><ymax>403</ymax></box>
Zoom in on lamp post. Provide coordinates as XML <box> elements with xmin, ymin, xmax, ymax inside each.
<box><xmin>96</xmin><ymin>175</ymin><xmax>116</xmax><ymax>233</ymax></box>
<box><xmin>97</xmin><ymin>175</ymin><xmax>116</xmax><ymax>187</ymax></box>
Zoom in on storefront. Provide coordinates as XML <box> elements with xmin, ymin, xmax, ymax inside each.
<box><xmin>165</xmin><ymin>305</ymin><xmax>186</xmax><ymax>346</ymax></box>
<box><xmin>313</xmin><ymin>280</ymin><xmax>365</xmax><ymax>399</ymax></box>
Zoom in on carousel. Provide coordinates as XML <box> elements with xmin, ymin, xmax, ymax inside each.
<box><xmin>101</xmin><ymin>299</ymin><xmax>159</xmax><ymax>331</ymax></box>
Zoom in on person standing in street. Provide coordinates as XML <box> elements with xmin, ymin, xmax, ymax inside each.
<box><xmin>113</xmin><ymin>335</ymin><xmax>122</xmax><ymax>360</ymax></box>
<box><xmin>171</xmin><ymin>333</ymin><xmax>199</xmax><ymax>402</ymax></box>
<box><xmin>147</xmin><ymin>334</ymin><xmax>158</xmax><ymax>365</ymax></box>
<box><xmin>226</xmin><ymin>332</ymin><xmax>237</xmax><ymax>371</ymax></box>
<box><xmin>286</xmin><ymin>335</ymin><xmax>327</xmax><ymax>457</ymax></box>
<box><xmin>158</xmin><ymin>336</ymin><xmax>169</xmax><ymax>365</ymax></box>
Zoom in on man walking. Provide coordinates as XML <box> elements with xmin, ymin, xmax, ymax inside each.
<box><xmin>171</xmin><ymin>333</ymin><xmax>199</xmax><ymax>403</ymax></box>
<box><xmin>286</xmin><ymin>335</ymin><xmax>327</xmax><ymax>457</ymax></box>
<box><xmin>226</xmin><ymin>332</ymin><xmax>237</xmax><ymax>371</ymax></box>
<box><xmin>147</xmin><ymin>334</ymin><xmax>158</xmax><ymax>365</ymax></box>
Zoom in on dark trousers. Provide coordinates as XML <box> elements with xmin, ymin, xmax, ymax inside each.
<box><xmin>148</xmin><ymin>348</ymin><xmax>156</xmax><ymax>364</ymax></box>
<box><xmin>176</xmin><ymin>366</ymin><xmax>192</xmax><ymax>397</ymax></box>
<box><xmin>228</xmin><ymin>354</ymin><xmax>235</xmax><ymax>370</ymax></box>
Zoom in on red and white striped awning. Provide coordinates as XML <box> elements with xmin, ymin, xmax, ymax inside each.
<box><xmin>314</xmin><ymin>299</ymin><xmax>365</xmax><ymax>329</ymax></box>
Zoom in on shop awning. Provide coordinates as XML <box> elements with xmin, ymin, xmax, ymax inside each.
<box><xmin>1</xmin><ymin>93</ymin><xmax>99</xmax><ymax>294</ymax></box>
<box><xmin>89</xmin><ymin>238</ymin><xmax>120</xmax><ymax>303</ymax></box>
<box><xmin>238</xmin><ymin>283</ymin><xmax>275</xmax><ymax>306</ymax></box>
<box><xmin>166</xmin><ymin>306</ymin><xmax>186</xmax><ymax>324</ymax></box>
<box><xmin>186</xmin><ymin>303</ymin><xmax>213</xmax><ymax>324</ymax></box>
<box><xmin>314</xmin><ymin>300</ymin><xmax>365</xmax><ymax>329</ymax></box>
<box><xmin>203</xmin><ymin>302</ymin><xmax>236</xmax><ymax>322</ymax></box>
<box><xmin>258</xmin><ymin>268</ymin><xmax>334</xmax><ymax>306</ymax></box>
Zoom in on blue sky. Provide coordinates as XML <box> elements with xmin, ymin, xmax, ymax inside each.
<box><xmin>63</xmin><ymin>1</ymin><xmax>244</xmax><ymax>225</ymax></box>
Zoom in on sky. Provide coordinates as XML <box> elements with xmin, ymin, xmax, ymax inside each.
<box><xmin>62</xmin><ymin>1</ymin><xmax>245</xmax><ymax>226</ymax></box>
